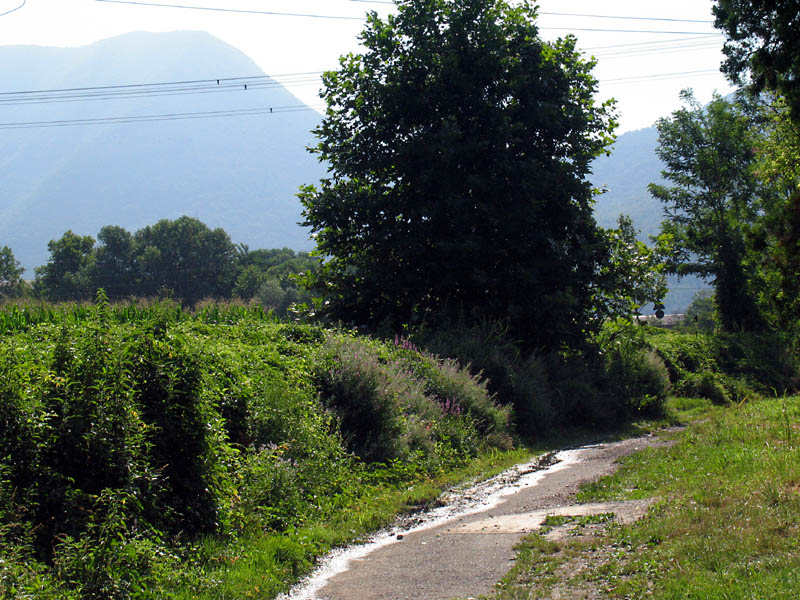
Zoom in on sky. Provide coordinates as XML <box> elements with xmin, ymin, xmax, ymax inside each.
<box><xmin>0</xmin><ymin>0</ymin><xmax>735</xmax><ymax>133</ymax></box>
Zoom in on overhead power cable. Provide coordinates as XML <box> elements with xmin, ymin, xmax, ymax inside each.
<box><xmin>0</xmin><ymin>104</ymin><xmax>324</xmax><ymax>130</ymax></box>
<box><xmin>0</xmin><ymin>0</ymin><xmax>25</xmax><ymax>17</ymax></box>
<box><xmin>94</xmin><ymin>0</ymin><xmax>367</xmax><ymax>19</ymax></box>
<box><xmin>95</xmin><ymin>0</ymin><xmax>720</xmax><ymax>33</ymax></box>
<box><xmin>0</xmin><ymin>74</ymin><xmax>323</xmax><ymax>106</ymax></box>
<box><xmin>601</xmin><ymin>68</ymin><xmax>720</xmax><ymax>85</ymax></box>
<box><xmin>582</xmin><ymin>35</ymin><xmax>723</xmax><ymax>52</ymax></box>
<box><xmin>252</xmin><ymin>0</ymin><xmax>716</xmax><ymax>24</ymax></box>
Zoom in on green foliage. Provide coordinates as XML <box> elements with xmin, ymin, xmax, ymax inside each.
<box><xmin>33</xmin><ymin>231</ymin><xmax>96</xmax><ymax>302</ymax></box>
<box><xmin>0</xmin><ymin>304</ymin><xmax>519</xmax><ymax>597</ymax></box>
<box><xmin>300</xmin><ymin>0</ymin><xmax>618</xmax><ymax>351</ymax></box>
<box><xmin>650</xmin><ymin>90</ymin><xmax>771</xmax><ymax>331</ymax></box>
<box><xmin>0</xmin><ymin>246</ymin><xmax>25</xmax><ymax>300</ymax></box>
<box><xmin>683</xmin><ymin>290</ymin><xmax>716</xmax><ymax>332</ymax></box>
<box><xmin>602</xmin><ymin>340</ymin><xmax>671</xmax><ymax>417</ymax></box>
<box><xmin>713</xmin><ymin>0</ymin><xmax>800</xmax><ymax>122</ymax></box>
<box><xmin>133</xmin><ymin>216</ymin><xmax>237</xmax><ymax>304</ymax></box>
<box><xmin>30</xmin><ymin>219</ymin><xmax>317</xmax><ymax>307</ymax></box>
<box><xmin>677</xmin><ymin>371</ymin><xmax>731</xmax><ymax>405</ymax></box>
<box><xmin>593</xmin><ymin>215</ymin><xmax>667</xmax><ymax>320</ymax></box>
<box><xmin>642</xmin><ymin>327</ymin><xmax>799</xmax><ymax>395</ymax></box>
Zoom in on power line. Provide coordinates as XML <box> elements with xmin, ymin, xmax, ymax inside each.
<box><xmin>0</xmin><ymin>74</ymin><xmax>323</xmax><ymax>106</ymax></box>
<box><xmin>601</xmin><ymin>68</ymin><xmax>720</xmax><ymax>85</ymax></box>
<box><xmin>0</xmin><ymin>104</ymin><xmax>323</xmax><ymax>130</ymax></box>
<box><xmin>538</xmin><ymin>11</ymin><xmax>713</xmax><ymax>24</ymax></box>
<box><xmin>0</xmin><ymin>72</ymin><xmax>320</xmax><ymax>96</ymax></box>
<box><xmin>0</xmin><ymin>0</ymin><xmax>25</xmax><ymax>18</ymax></box>
<box><xmin>94</xmin><ymin>0</ymin><xmax>367</xmax><ymax>19</ymax></box>
<box><xmin>248</xmin><ymin>0</ymin><xmax>717</xmax><ymax>24</ymax></box>
<box><xmin>96</xmin><ymin>0</ymin><xmax>720</xmax><ymax>33</ymax></box>
<box><xmin>582</xmin><ymin>35</ymin><xmax>722</xmax><ymax>52</ymax></box>
<box><xmin>539</xmin><ymin>26</ymin><xmax>718</xmax><ymax>36</ymax></box>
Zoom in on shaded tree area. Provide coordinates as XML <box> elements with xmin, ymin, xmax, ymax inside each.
<box><xmin>300</xmin><ymin>0</ymin><xmax>662</xmax><ymax>352</ymax></box>
<box><xmin>0</xmin><ymin>245</ymin><xmax>27</xmax><ymax>299</ymax></box>
<box><xmin>32</xmin><ymin>216</ymin><xmax>318</xmax><ymax>309</ymax></box>
<box><xmin>713</xmin><ymin>0</ymin><xmax>800</xmax><ymax>121</ymax></box>
<box><xmin>650</xmin><ymin>91</ymin><xmax>772</xmax><ymax>332</ymax></box>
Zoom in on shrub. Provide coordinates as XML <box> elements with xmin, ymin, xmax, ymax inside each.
<box><xmin>410</xmin><ymin>320</ymin><xmax>556</xmax><ymax>436</ymax></box>
<box><xmin>313</xmin><ymin>335</ymin><xmax>439</xmax><ymax>463</ymax></box>
<box><xmin>603</xmin><ymin>343</ymin><xmax>671</xmax><ymax>417</ymax></box>
<box><xmin>678</xmin><ymin>371</ymin><xmax>731</xmax><ymax>405</ymax></box>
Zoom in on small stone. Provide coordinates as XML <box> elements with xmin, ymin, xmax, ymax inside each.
<box><xmin>396</xmin><ymin>534</ymin><xmax>404</xmax><ymax>540</ymax></box>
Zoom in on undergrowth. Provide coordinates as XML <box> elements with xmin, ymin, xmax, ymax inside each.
<box><xmin>0</xmin><ymin>299</ymin><xmax>515</xmax><ymax>599</ymax></box>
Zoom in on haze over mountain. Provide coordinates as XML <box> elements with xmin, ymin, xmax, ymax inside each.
<box><xmin>0</xmin><ymin>31</ymin><xmax>703</xmax><ymax>310</ymax></box>
<box><xmin>0</xmin><ymin>31</ymin><xmax>324</xmax><ymax>270</ymax></box>
<box><xmin>591</xmin><ymin>126</ymin><xmax>709</xmax><ymax>313</ymax></box>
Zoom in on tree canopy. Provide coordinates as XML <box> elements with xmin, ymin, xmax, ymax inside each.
<box><xmin>300</xmin><ymin>0</ymin><xmax>620</xmax><ymax>350</ymax></box>
<box><xmin>650</xmin><ymin>91</ymin><xmax>772</xmax><ymax>331</ymax></box>
<box><xmin>0</xmin><ymin>245</ymin><xmax>25</xmax><ymax>299</ymax></box>
<box><xmin>713</xmin><ymin>0</ymin><xmax>800</xmax><ymax>121</ymax></box>
<box><xmin>30</xmin><ymin>217</ymin><xmax>316</xmax><ymax>307</ymax></box>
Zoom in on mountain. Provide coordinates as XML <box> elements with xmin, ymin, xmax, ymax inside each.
<box><xmin>590</xmin><ymin>126</ymin><xmax>709</xmax><ymax>313</ymax></box>
<box><xmin>0</xmin><ymin>31</ymin><xmax>324</xmax><ymax>271</ymax></box>
<box><xmin>0</xmin><ymin>32</ymin><xmax>704</xmax><ymax>311</ymax></box>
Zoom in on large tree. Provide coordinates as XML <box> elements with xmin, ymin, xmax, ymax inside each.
<box><xmin>713</xmin><ymin>0</ymin><xmax>800</xmax><ymax>121</ymax></box>
<box><xmin>650</xmin><ymin>91</ymin><xmax>771</xmax><ymax>331</ymax></box>
<box><xmin>134</xmin><ymin>216</ymin><xmax>237</xmax><ymax>304</ymax></box>
<box><xmin>300</xmin><ymin>0</ymin><xmax>617</xmax><ymax>349</ymax></box>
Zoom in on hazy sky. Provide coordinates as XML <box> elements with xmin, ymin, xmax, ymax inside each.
<box><xmin>0</xmin><ymin>0</ymin><xmax>734</xmax><ymax>132</ymax></box>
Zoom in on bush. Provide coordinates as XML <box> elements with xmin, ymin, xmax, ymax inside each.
<box><xmin>410</xmin><ymin>320</ymin><xmax>557</xmax><ymax>436</ymax></box>
<box><xmin>677</xmin><ymin>371</ymin><xmax>731</xmax><ymax>405</ymax></box>
<box><xmin>603</xmin><ymin>343</ymin><xmax>671</xmax><ymax>417</ymax></box>
<box><xmin>313</xmin><ymin>335</ymin><xmax>439</xmax><ymax>463</ymax></box>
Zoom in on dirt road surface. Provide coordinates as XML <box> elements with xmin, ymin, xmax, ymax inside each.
<box><xmin>281</xmin><ymin>434</ymin><xmax>671</xmax><ymax>600</ymax></box>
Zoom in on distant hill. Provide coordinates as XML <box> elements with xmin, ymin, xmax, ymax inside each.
<box><xmin>0</xmin><ymin>31</ymin><xmax>324</xmax><ymax>271</ymax></box>
<box><xmin>0</xmin><ymin>32</ymin><xmax>705</xmax><ymax>311</ymax></box>
<box><xmin>591</xmin><ymin>126</ymin><xmax>709</xmax><ymax>313</ymax></box>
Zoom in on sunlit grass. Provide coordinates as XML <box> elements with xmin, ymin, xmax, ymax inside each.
<box><xmin>486</xmin><ymin>394</ymin><xmax>800</xmax><ymax>599</ymax></box>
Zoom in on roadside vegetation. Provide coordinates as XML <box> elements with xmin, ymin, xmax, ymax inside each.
<box><xmin>485</xmin><ymin>390</ymin><xmax>800</xmax><ymax>600</ymax></box>
<box><xmin>2</xmin><ymin>0</ymin><xmax>799</xmax><ymax>598</ymax></box>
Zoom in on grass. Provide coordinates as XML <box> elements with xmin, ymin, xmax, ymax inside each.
<box><xmin>482</xmin><ymin>394</ymin><xmax>800</xmax><ymax>599</ymax></box>
<box><xmin>168</xmin><ymin>447</ymin><xmax>535</xmax><ymax>599</ymax></box>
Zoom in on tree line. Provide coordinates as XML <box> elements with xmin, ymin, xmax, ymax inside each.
<box><xmin>0</xmin><ymin>216</ymin><xmax>319</xmax><ymax>310</ymax></box>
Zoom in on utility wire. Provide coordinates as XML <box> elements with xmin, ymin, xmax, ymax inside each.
<box><xmin>0</xmin><ymin>0</ymin><xmax>25</xmax><ymax>17</ymax></box>
<box><xmin>0</xmin><ymin>73</ymin><xmax>320</xmax><ymax>96</ymax></box>
<box><xmin>95</xmin><ymin>0</ymin><xmax>720</xmax><ymax>33</ymax></box>
<box><xmin>602</xmin><ymin>68</ymin><xmax>720</xmax><ymax>85</ymax></box>
<box><xmin>582</xmin><ymin>35</ymin><xmax>722</xmax><ymax>52</ymax></box>
<box><xmin>0</xmin><ymin>104</ymin><xmax>324</xmax><ymax>130</ymax></box>
<box><xmin>251</xmin><ymin>0</ymin><xmax>716</xmax><ymax>24</ymax></box>
<box><xmin>0</xmin><ymin>75</ymin><xmax>323</xmax><ymax>106</ymax></box>
<box><xmin>94</xmin><ymin>0</ymin><xmax>367</xmax><ymax>19</ymax></box>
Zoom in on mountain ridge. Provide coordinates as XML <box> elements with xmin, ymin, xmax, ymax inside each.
<box><xmin>0</xmin><ymin>31</ymin><xmax>324</xmax><ymax>271</ymax></box>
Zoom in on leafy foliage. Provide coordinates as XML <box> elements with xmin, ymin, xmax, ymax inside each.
<box><xmin>300</xmin><ymin>0</ymin><xmax>618</xmax><ymax>351</ymax></box>
<box><xmin>0</xmin><ymin>301</ymin><xmax>515</xmax><ymax>597</ymax></box>
<box><xmin>0</xmin><ymin>246</ymin><xmax>25</xmax><ymax>300</ymax></box>
<box><xmin>650</xmin><ymin>91</ymin><xmax>771</xmax><ymax>331</ymax></box>
<box><xmin>713</xmin><ymin>0</ymin><xmax>800</xmax><ymax>122</ymax></box>
<box><xmin>30</xmin><ymin>218</ymin><xmax>318</xmax><ymax>308</ymax></box>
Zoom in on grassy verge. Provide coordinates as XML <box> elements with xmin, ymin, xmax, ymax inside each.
<box><xmin>170</xmin><ymin>447</ymin><xmax>533</xmax><ymax>599</ymax></box>
<box><xmin>484</xmin><ymin>394</ymin><xmax>800</xmax><ymax>599</ymax></box>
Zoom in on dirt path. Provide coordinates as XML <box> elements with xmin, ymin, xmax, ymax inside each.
<box><xmin>281</xmin><ymin>434</ymin><xmax>673</xmax><ymax>600</ymax></box>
